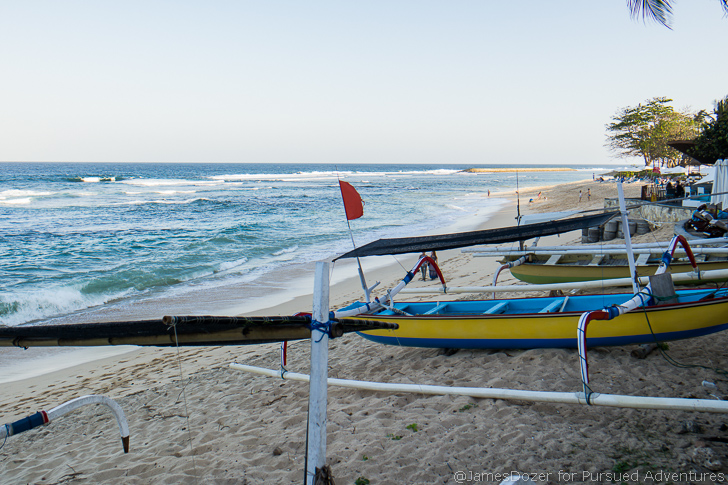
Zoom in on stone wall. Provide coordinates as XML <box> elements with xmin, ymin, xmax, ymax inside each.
<box><xmin>604</xmin><ymin>198</ymin><xmax>694</xmax><ymax>224</ymax></box>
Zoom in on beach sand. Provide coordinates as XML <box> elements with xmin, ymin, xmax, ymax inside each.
<box><xmin>2</xmin><ymin>179</ymin><xmax>728</xmax><ymax>484</ymax></box>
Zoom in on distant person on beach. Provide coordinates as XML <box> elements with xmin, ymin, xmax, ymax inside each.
<box><xmin>587</xmin><ymin>188</ymin><xmax>591</xmax><ymax>201</ymax></box>
<box><xmin>578</xmin><ymin>190</ymin><xmax>582</xmax><ymax>202</ymax></box>
<box><xmin>677</xmin><ymin>181</ymin><xmax>685</xmax><ymax>198</ymax></box>
<box><xmin>428</xmin><ymin>251</ymin><xmax>438</xmax><ymax>280</ymax></box>
<box><xmin>419</xmin><ymin>251</ymin><xmax>429</xmax><ymax>281</ymax></box>
<box><xmin>487</xmin><ymin>189</ymin><xmax>490</xmax><ymax>197</ymax></box>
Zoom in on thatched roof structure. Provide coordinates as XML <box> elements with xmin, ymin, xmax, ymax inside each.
<box><xmin>668</xmin><ymin>140</ymin><xmax>719</xmax><ymax>165</ymax></box>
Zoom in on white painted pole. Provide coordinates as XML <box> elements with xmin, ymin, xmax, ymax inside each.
<box><xmin>618</xmin><ymin>182</ymin><xmax>640</xmax><ymax>294</ymax></box>
<box><xmin>471</xmin><ymin>248</ymin><xmax>728</xmax><ymax>257</ymax></box>
<box><xmin>306</xmin><ymin>261</ymin><xmax>330</xmax><ymax>484</ymax></box>
<box><xmin>398</xmin><ymin>267</ymin><xmax>728</xmax><ymax>294</ymax></box>
<box><xmin>462</xmin><ymin>237</ymin><xmax>728</xmax><ymax>253</ymax></box>
<box><xmin>230</xmin><ymin>364</ymin><xmax>728</xmax><ymax>414</ymax></box>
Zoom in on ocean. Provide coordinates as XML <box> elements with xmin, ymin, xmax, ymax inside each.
<box><xmin>0</xmin><ymin>162</ymin><xmax>607</xmax><ymax>327</ymax></box>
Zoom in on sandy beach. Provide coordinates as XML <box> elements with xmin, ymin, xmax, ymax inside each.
<box><xmin>3</xmin><ymin>179</ymin><xmax>728</xmax><ymax>484</ymax></box>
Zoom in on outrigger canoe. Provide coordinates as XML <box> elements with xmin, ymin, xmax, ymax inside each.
<box><xmin>337</xmin><ymin>288</ymin><xmax>728</xmax><ymax>349</ymax></box>
<box><xmin>478</xmin><ymin>240</ymin><xmax>728</xmax><ymax>285</ymax></box>
<box><xmin>500</xmin><ymin>251</ymin><xmax>728</xmax><ymax>285</ymax></box>
<box><xmin>463</xmin><ymin>238</ymin><xmax>728</xmax><ymax>286</ymax></box>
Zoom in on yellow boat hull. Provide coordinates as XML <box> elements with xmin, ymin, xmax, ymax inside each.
<box><xmin>353</xmin><ymin>295</ymin><xmax>728</xmax><ymax>349</ymax></box>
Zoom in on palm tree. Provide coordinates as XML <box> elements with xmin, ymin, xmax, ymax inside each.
<box><xmin>628</xmin><ymin>0</ymin><xmax>728</xmax><ymax>28</ymax></box>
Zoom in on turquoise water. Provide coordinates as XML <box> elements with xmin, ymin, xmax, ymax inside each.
<box><xmin>0</xmin><ymin>162</ymin><xmax>607</xmax><ymax>326</ymax></box>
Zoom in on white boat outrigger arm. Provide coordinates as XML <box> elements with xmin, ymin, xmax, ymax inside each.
<box><xmin>577</xmin><ymin>233</ymin><xmax>699</xmax><ymax>401</ymax></box>
<box><xmin>333</xmin><ymin>254</ymin><xmax>445</xmax><ymax>319</ymax></box>
<box><xmin>0</xmin><ymin>394</ymin><xmax>130</xmax><ymax>453</ymax></box>
<box><xmin>577</xmin><ymin>182</ymin><xmax>701</xmax><ymax>401</ymax></box>
<box><xmin>491</xmin><ymin>256</ymin><xmax>527</xmax><ymax>297</ymax></box>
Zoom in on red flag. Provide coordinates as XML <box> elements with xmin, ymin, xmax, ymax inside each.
<box><xmin>339</xmin><ymin>180</ymin><xmax>364</xmax><ymax>220</ymax></box>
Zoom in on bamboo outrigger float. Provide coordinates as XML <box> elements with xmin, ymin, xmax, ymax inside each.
<box><xmin>0</xmin><ymin>315</ymin><xmax>398</xmax><ymax>348</ymax></box>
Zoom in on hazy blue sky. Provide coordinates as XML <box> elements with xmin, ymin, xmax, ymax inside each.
<box><xmin>1</xmin><ymin>1</ymin><xmax>726</xmax><ymax>165</ymax></box>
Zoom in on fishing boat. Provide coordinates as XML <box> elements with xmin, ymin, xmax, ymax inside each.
<box><xmin>336</xmin><ymin>287</ymin><xmax>728</xmax><ymax>349</ymax></box>
<box><xmin>480</xmin><ymin>242</ymin><xmax>728</xmax><ymax>285</ymax></box>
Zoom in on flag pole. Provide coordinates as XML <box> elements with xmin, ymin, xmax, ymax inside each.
<box><xmin>337</xmin><ymin>175</ymin><xmax>377</xmax><ymax>302</ymax></box>
<box><xmin>347</xmin><ymin>221</ymin><xmax>373</xmax><ymax>303</ymax></box>
<box><xmin>516</xmin><ymin>171</ymin><xmax>524</xmax><ymax>251</ymax></box>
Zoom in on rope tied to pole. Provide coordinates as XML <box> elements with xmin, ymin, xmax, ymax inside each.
<box><xmin>166</xmin><ymin>316</ymin><xmax>198</xmax><ymax>476</ymax></box>
<box><xmin>308</xmin><ymin>320</ymin><xmax>337</xmax><ymax>342</ymax></box>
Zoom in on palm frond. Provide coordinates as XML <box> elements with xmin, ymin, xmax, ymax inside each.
<box><xmin>627</xmin><ymin>0</ymin><xmax>673</xmax><ymax>28</ymax></box>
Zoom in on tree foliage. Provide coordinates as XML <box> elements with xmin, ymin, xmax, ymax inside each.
<box><xmin>691</xmin><ymin>96</ymin><xmax>728</xmax><ymax>162</ymax></box>
<box><xmin>606</xmin><ymin>97</ymin><xmax>701</xmax><ymax>168</ymax></box>
<box><xmin>628</xmin><ymin>0</ymin><xmax>728</xmax><ymax>28</ymax></box>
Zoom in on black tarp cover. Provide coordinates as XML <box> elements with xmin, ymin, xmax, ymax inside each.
<box><xmin>334</xmin><ymin>211</ymin><xmax>618</xmax><ymax>260</ymax></box>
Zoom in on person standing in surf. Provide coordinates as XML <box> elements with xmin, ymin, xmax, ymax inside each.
<box><xmin>428</xmin><ymin>251</ymin><xmax>438</xmax><ymax>280</ymax></box>
<box><xmin>419</xmin><ymin>251</ymin><xmax>429</xmax><ymax>281</ymax></box>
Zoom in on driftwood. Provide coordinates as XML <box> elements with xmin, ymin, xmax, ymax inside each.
<box><xmin>631</xmin><ymin>343</ymin><xmax>659</xmax><ymax>359</ymax></box>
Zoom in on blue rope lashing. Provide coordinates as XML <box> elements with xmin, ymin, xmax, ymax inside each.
<box><xmin>402</xmin><ymin>271</ymin><xmax>415</xmax><ymax>284</ymax></box>
<box><xmin>9</xmin><ymin>411</ymin><xmax>47</xmax><ymax>435</ymax></box>
<box><xmin>661</xmin><ymin>250</ymin><xmax>672</xmax><ymax>268</ymax></box>
<box><xmin>604</xmin><ymin>305</ymin><xmax>621</xmax><ymax>319</ymax></box>
<box><xmin>584</xmin><ymin>383</ymin><xmax>594</xmax><ymax>405</ymax></box>
<box><xmin>308</xmin><ymin>320</ymin><xmax>333</xmax><ymax>342</ymax></box>
<box><xmin>636</xmin><ymin>289</ymin><xmax>652</xmax><ymax>307</ymax></box>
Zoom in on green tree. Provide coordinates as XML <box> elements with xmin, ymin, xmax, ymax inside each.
<box><xmin>606</xmin><ymin>97</ymin><xmax>700</xmax><ymax>167</ymax></box>
<box><xmin>651</xmin><ymin>110</ymin><xmax>703</xmax><ymax>167</ymax></box>
<box><xmin>691</xmin><ymin>96</ymin><xmax>728</xmax><ymax>162</ymax></box>
<box><xmin>628</xmin><ymin>0</ymin><xmax>728</xmax><ymax>28</ymax></box>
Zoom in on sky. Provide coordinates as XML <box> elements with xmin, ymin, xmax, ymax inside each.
<box><xmin>0</xmin><ymin>1</ymin><xmax>726</xmax><ymax>165</ymax></box>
